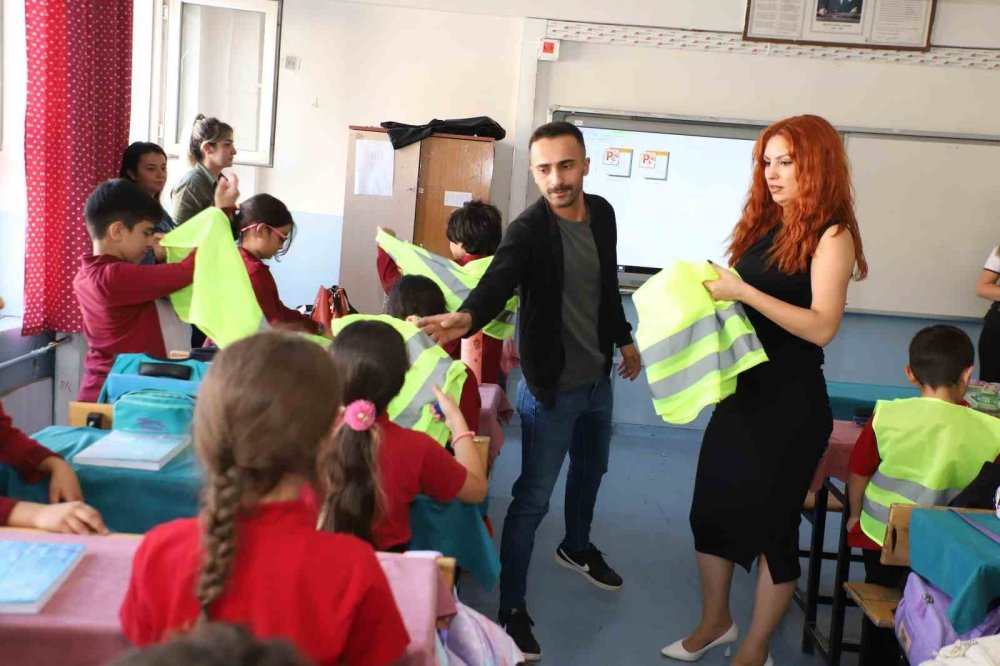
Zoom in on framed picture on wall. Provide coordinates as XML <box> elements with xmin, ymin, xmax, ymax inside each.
<box><xmin>744</xmin><ymin>0</ymin><xmax>937</xmax><ymax>51</ymax></box>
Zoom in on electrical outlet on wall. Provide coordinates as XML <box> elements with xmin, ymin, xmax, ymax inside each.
<box><xmin>284</xmin><ymin>55</ymin><xmax>301</xmax><ymax>71</ymax></box>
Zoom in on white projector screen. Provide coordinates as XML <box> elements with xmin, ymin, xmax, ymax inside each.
<box><xmin>579</xmin><ymin>126</ymin><xmax>755</xmax><ymax>273</ymax></box>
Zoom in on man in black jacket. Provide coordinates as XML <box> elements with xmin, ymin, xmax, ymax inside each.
<box><xmin>419</xmin><ymin>121</ymin><xmax>641</xmax><ymax>660</ymax></box>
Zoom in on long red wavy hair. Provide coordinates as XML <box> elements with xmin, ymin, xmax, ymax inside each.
<box><xmin>728</xmin><ymin>115</ymin><xmax>867</xmax><ymax>280</ymax></box>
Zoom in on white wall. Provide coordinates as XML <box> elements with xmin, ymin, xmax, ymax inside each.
<box><xmin>341</xmin><ymin>0</ymin><xmax>1000</xmax><ymax>48</ymax></box>
<box><xmin>255</xmin><ymin>0</ymin><xmax>523</xmax><ymax>220</ymax></box>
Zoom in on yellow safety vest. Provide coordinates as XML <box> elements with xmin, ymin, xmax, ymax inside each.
<box><xmin>861</xmin><ymin>398</ymin><xmax>1000</xmax><ymax>545</ymax></box>
<box><xmin>376</xmin><ymin>230</ymin><xmax>517</xmax><ymax>340</ymax></box>
<box><xmin>330</xmin><ymin>314</ymin><xmax>468</xmax><ymax>445</ymax></box>
<box><xmin>633</xmin><ymin>260</ymin><xmax>768</xmax><ymax>425</ymax></box>
<box><xmin>160</xmin><ymin>207</ymin><xmax>266</xmax><ymax>348</ymax></box>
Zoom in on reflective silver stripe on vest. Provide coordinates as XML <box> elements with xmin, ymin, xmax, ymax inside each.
<box><xmin>642</xmin><ymin>304</ymin><xmax>745</xmax><ymax>367</ymax></box>
<box><xmin>492</xmin><ymin>307</ymin><xmax>515</xmax><ymax>326</ymax></box>
<box><xmin>388</xmin><ymin>247</ymin><xmax>472</xmax><ymax>303</ymax></box>
<box><xmin>869</xmin><ymin>471</ymin><xmax>964</xmax><ymax>507</ymax></box>
<box><xmin>862</xmin><ymin>495</ymin><xmax>891</xmax><ymax>524</ymax></box>
<box><xmin>395</xmin><ymin>357</ymin><xmax>451</xmax><ymax>427</ymax></box>
<box><xmin>647</xmin><ymin>331</ymin><xmax>763</xmax><ymax>400</ymax></box>
<box><xmin>404</xmin><ymin>331</ymin><xmax>437</xmax><ymax>362</ymax></box>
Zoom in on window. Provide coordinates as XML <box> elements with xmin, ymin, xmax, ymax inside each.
<box><xmin>163</xmin><ymin>0</ymin><xmax>281</xmax><ymax>166</ymax></box>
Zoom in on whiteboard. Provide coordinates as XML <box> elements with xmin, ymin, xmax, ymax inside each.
<box><xmin>846</xmin><ymin>135</ymin><xmax>1000</xmax><ymax>319</ymax></box>
<box><xmin>579</xmin><ymin>126</ymin><xmax>754</xmax><ymax>270</ymax></box>
<box><xmin>556</xmin><ymin>109</ymin><xmax>1000</xmax><ymax>320</ymax></box>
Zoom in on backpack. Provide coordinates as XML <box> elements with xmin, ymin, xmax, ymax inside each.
<box><xmin>896</xmin><ymin>573</ymin><xmax>1000</xmax><ymax>665</ymax></box>
<box><xmin>113</xmin><ymin>390</ymin><xmax>196</xmax><ymax>436</ymax></box>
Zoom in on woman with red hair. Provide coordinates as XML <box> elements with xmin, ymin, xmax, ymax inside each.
<box><xmin>661</xmin><ymin>115</ymin><xmax>867</xmax><ymax>666</ymax></box>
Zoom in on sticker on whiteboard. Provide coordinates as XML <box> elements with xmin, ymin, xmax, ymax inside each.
<box><xmin>444</xmin><ymin>191</ymin><xmax>473</xmax><ymax>208</ymax></box>
<box><xmin>603</xmin><ymin>147</ymin><xmax>633</xmax><ymax>178</ymax></box>
<box><xmin>639</xmin><ymin>150</ymin><xmax>670</xmax><ymax>180</ymax></box>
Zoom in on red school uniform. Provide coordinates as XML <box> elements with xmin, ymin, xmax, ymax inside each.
<box><xmin>239</xmin><ymin>248</ymin><xmax>321</xmax><ymax>334</ymax></box>
<box><xmin>372</xmin><ymin>416</ymin><xmax>470</xmax><ymax>550</ymax></box>
<box><xmin>846</xmin><ymin>400</ymin><xmax>1000</xmax><ymax>550</ymax></box>
<box><xmin>119</xmin><ymin>493</ymin><xmax>408</xmax><ymax>666</ymax></box>
<box><xmin>73</xmin><ymin>252</ymin><xmax>196</xmax><ymax>402</ymax></box>
<box><xmin>376</xmin><ymin>249</ymin><xmax>503</xmax><ymax>384</ymax></box>
<box><xmin>0</xmin><ymin>403</ymin><xmax>59</xmax><ymax>525</ymax></box>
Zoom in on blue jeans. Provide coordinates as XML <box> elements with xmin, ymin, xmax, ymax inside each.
<box><xmin>499</xmin><ymin>377</ymin><xmax>613</xmax><ymax>611</ymax></box>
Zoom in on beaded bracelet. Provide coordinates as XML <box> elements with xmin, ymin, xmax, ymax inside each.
<box><xmin>452</xmin><ymin>430</ymin><xmax>476</xmax><ymax>443</ymax></box>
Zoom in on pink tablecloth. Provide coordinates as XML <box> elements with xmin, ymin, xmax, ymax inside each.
<box><xmin>0</xmin><ymin>529</ymin><xmax>455</xmax><ymax>666</ymax></box>
<box><xmin>0</xmin><ymin>530</ymin><xmax>136</xmax><ymax>666</ymax></box>
<box><xmin>477</xmin><ymin>384</ymin><xmax>513</xmax><ymax>466</ymax></box>
<box><xmin>809</xmin><ymin>419</ymin><xmax>863</xmax><ymax>491</ymax></box>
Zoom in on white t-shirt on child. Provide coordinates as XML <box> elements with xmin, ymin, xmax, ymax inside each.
<box><xmin>985</xmin><ymin>246</ymin><xmax>1000</xmax><ymax>274</ymax></box>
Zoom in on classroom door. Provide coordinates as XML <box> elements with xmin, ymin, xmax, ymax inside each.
<box><xmin>413</xmin><ymin>135</ymin><xmax>494</xmax><ymax>257</ymax></box>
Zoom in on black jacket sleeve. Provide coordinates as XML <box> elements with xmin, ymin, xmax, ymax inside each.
<box><xmin>600</xmin><ymin>200</ymin><xmax>633</xmax><ymax>348</ymax></box>
<box><xmin>459</xmin><ymin>218</ymin><xmax>533</xmax><ymax>334</ymax></box>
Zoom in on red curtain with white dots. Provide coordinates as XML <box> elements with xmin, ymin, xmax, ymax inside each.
<box><xmin>22</xmin><ymin>0</ymin><xmax>132</xmax><ymax>335</ymax></box>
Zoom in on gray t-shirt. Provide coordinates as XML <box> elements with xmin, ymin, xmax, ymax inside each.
<box><xmin>556</xmin><ymin>211</ymin><xmax>606</xmax><ymax>390</ymax></box>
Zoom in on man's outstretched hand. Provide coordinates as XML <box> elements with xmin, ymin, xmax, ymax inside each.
<box><xmin>417</xmin><ymin>311</ymin><xmax>473</xmax><ymax>345</ymax></box>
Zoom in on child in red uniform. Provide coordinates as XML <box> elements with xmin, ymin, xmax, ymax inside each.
<box><xmin>120</xmin><ymin>332</ymin><xmax>408</xmax><ymax>666</ymax></box>
<box><xmin>846</xmin><ymin>325</ymin><xmax>1000</xmax><ymax>663</ymax></box>
<box><xmin>386</xmin><ymin>275</ymin><xmax>481</xmax><ymax>432</ymax></box>
<box><xmin>321</xmin><ymin>320</ymin><xmax>487</xmax><ymax>551</ymax></box>
<box><xmin>230</xmin><ymin>194</ymin><xmax>327</xmax><ymax>337</ymax></box>
<box><xmin>0</xmin><ymin>402</ymin><xmax>105</xmax><ymax>533</ymax></box>
<box><xmin>377</xmin><ymin>200</ymin><xmax>504</xmax><ymax>383</ymax></box>
<box><xmin>73</xmin><ymin>177</ymin><xmax>239</xmax><ymax>401</ymax></box>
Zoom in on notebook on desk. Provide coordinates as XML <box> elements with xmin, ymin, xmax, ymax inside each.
<box><xmin>73</xmin><ymin>430</ymin><xmax>191</xmax><ymax>471</ymax></box>
<box><xmin>0</xmin><ymin>541</ymin><xmax>85</xmax><ymax>613</ymax></box>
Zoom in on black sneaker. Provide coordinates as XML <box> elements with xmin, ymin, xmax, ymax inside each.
<box><xmin>554</xmin><ymin>543</ymin><xmax>624</xmax><ymax>591</ymax></box>
<box><xmin>498</xmin><ymin>608</ymin><xmax>542</xmax><ymax>662</ymax></box>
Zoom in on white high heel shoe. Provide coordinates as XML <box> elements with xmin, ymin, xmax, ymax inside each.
<box><xmin>660</xmin><ymin>623</ymin><xmax>739</xmax><ymax>661</ymax></box>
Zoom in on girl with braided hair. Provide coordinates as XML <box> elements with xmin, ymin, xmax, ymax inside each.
<box><xmin>119</xmin><ymin>331</ymin><xmax>409</xmax><ymax>666</ymax></box>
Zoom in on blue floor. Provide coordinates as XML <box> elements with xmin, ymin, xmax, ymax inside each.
<box><xmin>462</xmin><ymin>421</ymin><xmax>864</xmax><ymax>665</ymax></box>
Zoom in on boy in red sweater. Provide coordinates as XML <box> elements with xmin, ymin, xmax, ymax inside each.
<box><xmin>377</xmin><ymin>200</ymin><xmax>504</xmax><ymax>383</ymax></box>
<box><xmin>73</xmin><ymin>177</ymin><xmax>238</xmax><ymax>401</ymax></box>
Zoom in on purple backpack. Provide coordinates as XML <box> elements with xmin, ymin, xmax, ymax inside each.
<box><xmin>895</xmin><ymin>512</ymin><xmax>1000</xmax><ymax>665</ymax></box>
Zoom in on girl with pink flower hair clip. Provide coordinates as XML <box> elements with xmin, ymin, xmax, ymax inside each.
<box><xmin>320</xmin><ymin>320</ymin><xmax>488</xmax><ymax>552</ymax></box>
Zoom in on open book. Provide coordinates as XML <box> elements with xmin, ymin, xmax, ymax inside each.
<box><xmin>0</xmin><ymin>541</ymin><xmax>85</xmax><ymax>613</ymax></box>
<box><xmin>73</xmin><ymin>430</ymin><xmax>191</xmax><ymax>471</ymax></box>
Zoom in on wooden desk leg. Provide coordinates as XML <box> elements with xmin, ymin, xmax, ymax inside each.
<box><xmin>801</xmin><ymin>482</ymin><xmax>830</xmax><ymax>654</ymax></box>
<box><xmin>827</xmin><ymin>480</ymin><xmax>852</xmax><ymax>666</ymax></box>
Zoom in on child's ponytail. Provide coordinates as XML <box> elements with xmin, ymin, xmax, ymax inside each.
<box><xmin>323</xmin><ymin>321</ymin><xmax>409</xmax><ymax>546</ymax></box>
<box><xmin>320</xmin><ymin>400</ymin><xmax>381</xmax><ymax>543</ymax></box>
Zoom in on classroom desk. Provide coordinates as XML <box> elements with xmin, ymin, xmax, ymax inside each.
<box><xmin>910</xmin><ymin>509</ymin><xmax>1000</xmax><ymax>634</ymax></box>
<box><xmin>477</xmin><ymin>384</ymin><xmax>513</xmax><ymax>467</ymax></box>
<box><xmin>0</xmin><ymin>427</ymin><xmax>201</xmax><ymax>534</ymax></box>
<box><xmin>0</xmin><ymin>529</ymin><xmax>454</xmax><ymax>666</ymax></box>
<box><xmin>810</xmin><ymin>419</ymin><xmax>863</xmax><ymax>491</ymax></box>
<box><xmin>825</xmin><ymin>381</ymin><xmax>919</xmax><ymax>421</ymax></box>
<box><xmin>0</xmin><ymin>427</ymin><xmax>500</xmax><ymax>588</ymax></box>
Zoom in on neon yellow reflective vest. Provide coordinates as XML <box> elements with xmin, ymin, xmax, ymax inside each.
<box><xmin>160</xmin><ymin>207</ymin><xmax>266</xmax><ymax>348</ymax></box>
<box><xmin>860</xmin><ymin>397</ymin><xmax>1000</xmax><ymax>545</ymax></box>
<box><xmin>632</xmin><ymin>260</ymin><xmax>769</xmax><ymax>425</ymax></box>
<box><xmin>330</xmin><ymin>314</ymin><xmax>468</xmax><ymax>445</ymax></box>
<box><xmin>376</xmin><ymin>229</ymin><xmax>517</xmax><ymax>340</ymax></box>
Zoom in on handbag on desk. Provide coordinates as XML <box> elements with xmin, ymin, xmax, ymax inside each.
<box><xmin>311</xmin><ymin>285</ymin><xmax>357</xmax><ymax>332</ymax></box>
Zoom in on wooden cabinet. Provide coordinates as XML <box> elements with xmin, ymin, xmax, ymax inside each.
<box><xmin>340</xmin><ymin>127</ymin><xmax>494</xmax><ymax>314</ymax></box>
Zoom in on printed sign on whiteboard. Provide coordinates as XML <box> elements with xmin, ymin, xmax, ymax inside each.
<box><xmin>603</xmin><ymin>147</ymin><xmax>633</xmax><ymax>177</ymax></box>
<box><xmin>640</xmin><ymin>150</ymin><xmax>670</xmax><ymax>180</ymax></box>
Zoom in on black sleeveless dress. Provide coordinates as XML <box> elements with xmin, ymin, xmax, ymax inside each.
<box><xmin>689</xmin><ymin>225</ymin><xmax>833</xmax><ymax>584</ymax></box>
